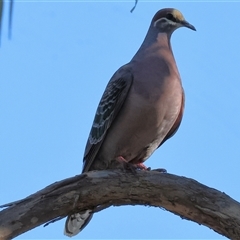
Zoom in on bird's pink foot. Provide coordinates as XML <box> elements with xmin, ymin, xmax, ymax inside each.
<box><xmin>115</xmin><ymin>157</ymin><xmax>151</xmax><ymax>172</ymax></box>
<box><xmin>135</xmin><ymin>163</ymin><xmax>151</xmax><ymax>171</ymax></box>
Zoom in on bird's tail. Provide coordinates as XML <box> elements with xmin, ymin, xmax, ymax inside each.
<box><xmin>64</xmin><ymin>210</ymin><xmax>93</xmax><ymax>237</ymax></box>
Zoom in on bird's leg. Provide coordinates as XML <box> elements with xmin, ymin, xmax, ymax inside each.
<box><xmin>115</xmin><ymin>156</ymin><xmax>137</xmax><ymax>173</ymax></box>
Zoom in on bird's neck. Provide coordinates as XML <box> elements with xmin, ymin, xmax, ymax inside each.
<box><xmin>157</xmin><ymin>31</ymin><xmax>173</xmax><ymax>50</ymax></box>
<box><xmin>132</xmin><ymin>30</ymin><xmax>174</xmax><ymax>61</ymax></box>
<box><xmin>132</xmin><ymin>30</ymin><xmax>180</xmax><ymax>78</ymax></box>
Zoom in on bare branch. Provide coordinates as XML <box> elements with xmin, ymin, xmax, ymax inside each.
<box><xmin>0</xmin><ymin>170</ymin><xmax>240</xmax><ymax>239</ymax></box>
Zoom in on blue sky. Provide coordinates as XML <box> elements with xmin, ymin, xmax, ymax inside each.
<box><xmin>1</xmin><ymin>1</ymin><xmax>240</xmax><ymax>239</ymax></box>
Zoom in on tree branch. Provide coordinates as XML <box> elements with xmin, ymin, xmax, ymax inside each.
<box><xmin>0</xmin><ymin>170</ymin><xmax>239</xmax><ymax>239</ymax></box>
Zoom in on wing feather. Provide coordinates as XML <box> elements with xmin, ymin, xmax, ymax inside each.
<box><xmin>82</xmin><ymin>65</ymin><xmax>133</xmax><ymax>172</ymax></box>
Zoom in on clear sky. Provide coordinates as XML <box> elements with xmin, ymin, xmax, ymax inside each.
<box><xmin>1</xmin><ymin>1</ymin><xmax>240</xmax><ymax>239</ymax></box>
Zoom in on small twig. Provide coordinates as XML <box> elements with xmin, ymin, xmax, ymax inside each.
<box><xmin>43</xmin><ymin>216</ymin><xmax>64</xmax><ymax>227</ymax></box>
<box><xmin>130</xmin><ymin>0</ymin><xmax>138</xmax><ymax>13</ymax></box>
<box><xmin>93</xmin><ymin>203</ymin><xmax>112</xmax><ymax>213</ymax></box>
<box><xmin>0</xmin><ymin>0</ymin><xmax>3</xmax><ymax>45</ymax></box>
<box><xmin>8</xmin><ymin>0</ymin><xmax>14</xmax><ymax>39</ymax></box>
<box><xmin>0</xmin><ymin>199</ymin><xmax>27</xmax><ymax>208</ymax></box>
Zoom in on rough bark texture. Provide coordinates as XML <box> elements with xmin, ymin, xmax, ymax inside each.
<box><xmin>0</xmin><ymin>170</ymin><xmax>240</xmax><ymax>239</ymax></box>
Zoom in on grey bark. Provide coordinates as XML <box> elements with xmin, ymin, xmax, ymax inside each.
<box><xmin>0</xmin><ymin>170</ymin><xmax>240</xmax><ymax>239</ymax></box>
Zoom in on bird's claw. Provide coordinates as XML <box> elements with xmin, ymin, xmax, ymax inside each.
<box><xmin>115</xmin><ymin>157</ymin><xmax>150</xmax><ymax>173</ymax></box>
<box><xmin>151</xmin><ymin>168</ymin><xmax>167</xmax><ymax>173</ymax></box>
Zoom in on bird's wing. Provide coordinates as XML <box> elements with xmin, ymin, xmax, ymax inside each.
<box><xmin>159</xmin><ymin>89</ymin><xmax>185</xmax><ymax>147</ymax></box>
<box><xmin>82</xmin><ymin>65</ymin><xmax>133</xmax><ymax>172</ymax></box>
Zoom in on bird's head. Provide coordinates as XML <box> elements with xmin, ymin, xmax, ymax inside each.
<box><xmin>152</xmin><ymin>8</ymin><xmax>196</xmax><ymax>33</ymax></box>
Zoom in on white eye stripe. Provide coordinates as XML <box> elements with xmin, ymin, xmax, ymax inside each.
<box><xmin>154</xmin><ymin>17</ymin><xmax>177</xmax><ymax>28</ymax></box>
<box><xmin>153</xmin><ymin>18</ymin><xmax>167</xmax><ymax>27</ymax></box>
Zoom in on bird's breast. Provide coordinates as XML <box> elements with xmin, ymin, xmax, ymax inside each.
<box><xmin>97</xmin><ymin>65</ymin><xmax>183</xmax><ymax>164</ymax></box>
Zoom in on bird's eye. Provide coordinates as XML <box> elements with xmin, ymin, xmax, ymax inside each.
<box><xmin>166</xmin><ymin>13</ymin><xmax>176</xmax><ymax>22</ymax></box>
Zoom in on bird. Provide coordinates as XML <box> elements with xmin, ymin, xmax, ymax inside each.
<box><xmin>64</xmin><ymin>8</ymin><xmax>196</xmax><ymax>237</ymax></box>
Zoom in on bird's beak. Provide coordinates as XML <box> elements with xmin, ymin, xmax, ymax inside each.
<box><xmin>181</xmin><ymin>20</ymin><xmax>196</xmax><ymax>31</ymax></box>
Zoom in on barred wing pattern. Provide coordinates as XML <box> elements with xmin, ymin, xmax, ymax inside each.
<box><xmin>82</xmin><ymin>66</ymin><xmax>133</xmax><ymax>172</ymax></box>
